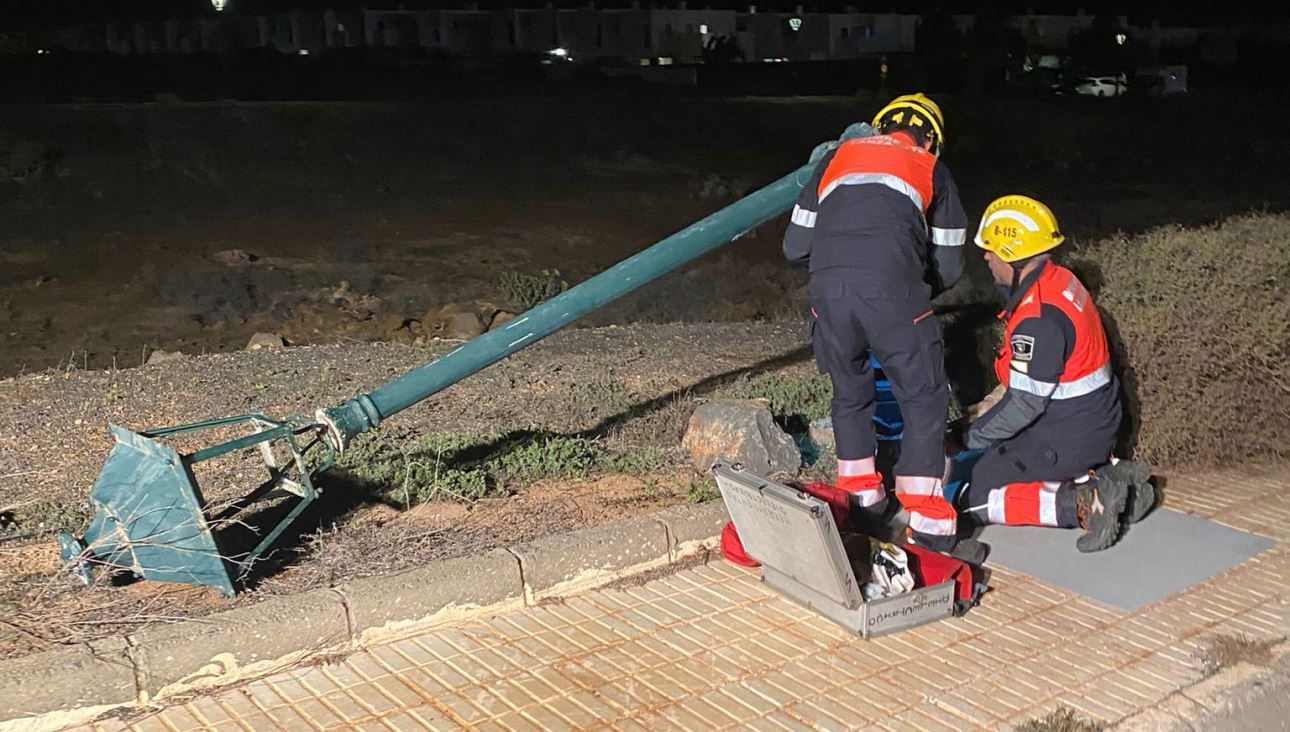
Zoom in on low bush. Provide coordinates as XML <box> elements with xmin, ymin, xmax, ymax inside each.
<box><xmin>718</xmin><ymin>372</ymin><xmax>833</xmax><ymax>426</ymax></box>
<box><xmin>339</xmin><ymin>429</ymin><xmax>672</xmax><ymax>506</ymax></box>
<box><xmin>499</xmin><ymin>268</ymin><xmax>567</xmax><ymax>311</ymax></box>
<box><xmin>1071</xmin><ymin>213</ymin><xmax>1290</xmax><ymax>468</ymax></box>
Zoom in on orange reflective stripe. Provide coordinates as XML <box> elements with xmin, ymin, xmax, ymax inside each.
<box><xmin>817</xmin><ymin>134</ymin><xmax>936</xmax><ymax>213</ymax></box>
<box><xmin>996</xmin><ymin>264</ymin><xmax>1113</xmax><ymax>392</ymax></box>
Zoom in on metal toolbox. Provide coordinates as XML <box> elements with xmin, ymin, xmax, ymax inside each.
<box><xmin>714</xmin><ymin>464</ymin><xmax>955</xmax><ymax>638</ymax></box>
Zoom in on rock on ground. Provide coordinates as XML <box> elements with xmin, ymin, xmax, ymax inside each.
<box><xmin>210</xmin><ymin>248</ymin><xmax>257</xmax><ymax>267</ymax></box>
<box><xmin>422</xmin><ymin>303</ymin><xmax>486</xmax><ymax>340</ymax></box>
<box><xmin>145</xmin><ymin>350</ymin><xmax>185</xmax><ymax>365</ymax></box>
<box><xmin>682</xmin><ymin>398</ymin><xmax>801</xmax><ymax>477</ymax></box>
<box><xmin>246</xmin><ymin>332</ymin><xmax>287</xmax><ymax>350</ymax></box>
<box><xmin>489</xmin><ymin>311</ymin><xmax>518</xmax><ymax>330</ymax></box>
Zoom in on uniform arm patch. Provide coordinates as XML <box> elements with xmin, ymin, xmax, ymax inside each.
<box><xmin>1010</xmin><ymin>334</ymin><xmax>1036</xmax><ymax>362</ymax></box>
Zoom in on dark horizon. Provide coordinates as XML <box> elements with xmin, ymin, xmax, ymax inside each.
<box><xmin>10</xmin><ymin>0</ymin><xmax>1290</xmax><ymax>29</ymax></box>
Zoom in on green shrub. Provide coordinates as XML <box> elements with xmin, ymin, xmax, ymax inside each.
<box><xmin>402</xmin><ymin>466</ymin><xmax>491</xmax><ymax>503</ymax></box>
<box><xmin>718</xmin><ymin>373</ymin><xmax>833</xmax><ymax>424</ymax></box>
<box><xmin>500</xmin><ymin>269</ymin><xmax>567</xmax><ymax>311</ymax></box>
<box><xmin>1071</xmin><ymin>214</ymin><xmax>1290</xmax><ymax>468</ymax></box>
<box><xmin>494</xmin><ymin>436</ymin><xmax>600</xmax><ymax>482</ymax></box>
<box><xmin>339</xmin><ymin>431</ymin><xmax>502</xmax><ymax>504</ymax></box>
<box><xmin>340</xmin><ymin>431</ymin><xmax>490</xmax><ymax>484</ymax></box>
<box><xmin>565</xmin><ymin>374</ymin><xmax>632</xmax><ymax>424</ymax></box>
<box><xmin>685</xmin><ymin>476</ymin><xmax>719</xmax><ymax>504</ymax></box>
<box><xmin>341</xmin><ymin>428</ymin><xmax>674</xmax><ymax>506</ymax></box>
<box><xmin>598</xmin><ymin>445</ymin><xmax>666</xmax><ymax>475</ymax></box>
<box><xmin>2</xmin><ymin>501</ymin><xmax>89</xmax><ymax>535</ymax></box>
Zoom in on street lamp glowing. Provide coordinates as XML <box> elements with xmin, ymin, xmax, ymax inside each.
<box><xmin>1115</xmin><ymin>33</ymin><xmax>1127</xmax><ymax>45</ymax></box>
<box><xmin>211</xmin><ymin>0</ymin><xmax>227</xmax><ymax>10</ymax></box>
<box><xmin>549</xmin><ymin>47</ymin><xmax>569</xmax><ymax>57</ymax></box>
<box><xmin>788</xmin><ymin>17</ymin><xmax>802</xmax><ymax>31</ymax></box>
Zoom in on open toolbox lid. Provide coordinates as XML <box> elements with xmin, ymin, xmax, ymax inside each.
<box><xmin>713</xmin><ymin>464</ymin><xmax>960</xmax><ymax>637</ymax></box>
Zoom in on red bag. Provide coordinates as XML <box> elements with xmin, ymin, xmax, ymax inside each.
<box><xmin>800</xmin><ymin>482</ymin><xmax>981</xmax><ymax>605</ymax></box>
<box><xmin>901</xmin><ymin>543</ymin><xmax>979</xmax><ymax>603</ymax></box>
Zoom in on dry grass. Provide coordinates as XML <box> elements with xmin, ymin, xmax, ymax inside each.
<box><xmin>1072</xmin><ymin>213</ymin><xmax>1290</xmax><ymax>469</ymax></box>
<box><xmin>1195</xmin><ymin>633</ymin><xmax>1283</xmax><ymax>677</ymax></box>
<box><xmin>1014</xmin><ymin>706</ymin><xmax>1103</xmax><ymax>732</ymax></box>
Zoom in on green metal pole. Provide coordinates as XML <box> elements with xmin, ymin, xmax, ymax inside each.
<box><xmin>318</xmin><ymin>124</ymin><xmax>873</xmax><ymax>449</ymax></box>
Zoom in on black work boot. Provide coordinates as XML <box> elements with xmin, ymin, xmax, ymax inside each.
<box><xmin>846</xmin><ymin>497</ymin><xmax>890</xmax><ymax>537</ymax></box>
<box><xmin>850</xmin><ymin>497</ymin><xmax>911</xmax><ymax>544</ymax></box>
<box><xmin>1112</xmin><ymin>459</ymin><xmax>1156</xmax><ymax>524</ymax></box>
<box><xmin>1075</xmin><ymin>470</ymin><xmax>1130</xmax><ymax>553</ymax></box>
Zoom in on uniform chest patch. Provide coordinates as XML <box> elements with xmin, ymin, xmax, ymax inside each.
<box><xmin>1011</xmin><ymin>334</ymin><xmax>1036</xmax><ymax>361</ymax></box>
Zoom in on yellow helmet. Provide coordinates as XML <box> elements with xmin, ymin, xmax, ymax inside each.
<box><xmin>872</xmin><ymin>93</ymin><xmax>946</xmax><ymax>154</ymax></box>
<box><xmin>974</xmin><ymin>195</ymin><xmax>1066</xmax><ymax>263</ymax></box>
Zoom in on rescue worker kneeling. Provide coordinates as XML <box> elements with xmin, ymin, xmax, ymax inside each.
<box><xmin>962</xmin><ymin>196</ymin><xmax>1153</xmax><ymax>552</ymax></box>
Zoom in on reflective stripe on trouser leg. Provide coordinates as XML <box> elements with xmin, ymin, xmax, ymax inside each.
<box><xmin>895</xmin><ymin>475</ymin><xmax>942</xmax><ymax>497</ymax></box>
<box><xmin>895</xmin><ymin>477</ymin><xmax>957</xmax><ymax>550</ymax></box>
<box><xmin>986</xmin><ymin>481</ymin><xmax>1065</xmax><ymax>527</ymax></box>
<box><xmin>838</xmin><ymin>459</ymin><xmax>883</xmax><ymax>507</ymax></box>
<box><xmin>839</xmin><ymin>457</ymin><xmax>876</xmax><ymax>476</ymax></box>
<box><xmin>900</xmin><ymin>495</ymin><xmax>957</xmax><ymax>552</ymax></box>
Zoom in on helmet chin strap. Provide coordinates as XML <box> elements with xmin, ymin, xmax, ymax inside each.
<box><xmin>1006</xmin><ymin>253</ymin><xmax>1050</xmax><ymax>297</ymax></box>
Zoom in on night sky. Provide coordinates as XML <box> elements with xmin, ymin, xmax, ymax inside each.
<box><xmin>9</xmin><ymin>0</ymin><xmax>1290</xmax><ymax>27</ymax></box>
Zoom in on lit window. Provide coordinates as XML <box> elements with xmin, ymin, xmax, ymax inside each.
<box><xmin>658</xmin><ymin>56</ymin><xmax>673</xmax><ymax>65</ymax></box>
<box><xmin>700</xmin><ymin>24</ymin><xmax>709</xmax><ymax>35</ymax></box>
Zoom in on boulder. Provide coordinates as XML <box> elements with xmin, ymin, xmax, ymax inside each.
<box><xmin>422</xmin><ymin>303</ymin><xmax>486</xmax><ymax>340</ymax></box>
<box><xmin>445</xmin><ymin>312</ymin><xmax>485</xmax><ymax>340</ymax></box>
<box><xmin>370</xmin><ymin>313</ymin><xmax>411</xmax><ymax>338</ymax></box>
<box><xmin>246</xmin><ymin>332</ymin><xmax>287</xmax><ymax>350</ymax></box>
<box><xmin>210</xmin><ymin>249</ymin><xmax>257</xmax><ymax>267</ymax></box>
<box><xmin>682</xmin><ymin>399</ymin><xmax>801</xmax><ymax>477</ymax></box>
<box><xmin>489</xmin><ymin>310</ymin><xmax>519</xmax><ymax>330</ymax></box>
<box><xmin>146</xmin><ymin>350</ymin><xmax>185</xmax><ymax>365</ymax></box>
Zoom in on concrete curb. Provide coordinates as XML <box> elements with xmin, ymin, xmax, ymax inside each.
<box><xmin>1112</xmin><ymin>639</ymin><xmax>1290</xmax><ymax>731</ymax></box>
<box><xmin>334</xmin><ymin>548</ymin><xmax>524</xmax><ymax>643</ymax></box>
<box><xmin>509</xmin><ymin>515</ymin><xmax>671</xmax><ymax>603</ymax></box>
<box><xmin>0</xmin><ymin>500</ymin><xmax>730</xmax><ymax>728</ymax></box>
<box><xmin>129</xmin><ymin>588</ymin><xmax>350</xmax><ymax>699</ymax></box>
<box><xmin>0</xmin><ymin>638</ymin><xmax>135</xmax><ymax>722</ymax></box>
<box><xmin>653</xmin><ymin>500</ymin><xmax>730</xmax><ymax>560</ymax></box>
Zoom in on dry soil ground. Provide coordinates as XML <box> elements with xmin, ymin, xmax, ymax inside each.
<box><xmin>2</xmin><ymin>92</ymin><xmax>1287</xmax><ymax>376</ymax></box>
<box><xmin>0</xmin><ymin>322</ymin><xmax>821</xmax><ymax>659</ymax></box>
<box><xmin>1</xmin><ymin>90</ymin><xmax>1288</xmax><ymax>661</ymax></box>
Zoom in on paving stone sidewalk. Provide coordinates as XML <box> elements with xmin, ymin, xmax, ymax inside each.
<box><xmin>81</xmin><ymin>469</ymin><xmax>1290</xmax><ymax>731</ymax></box>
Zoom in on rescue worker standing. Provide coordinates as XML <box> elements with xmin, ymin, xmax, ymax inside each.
<box><xmin>964</xmin><ymin>195</ymin><xmax>1153</xmax><ymax>551</ymax></box>
<box><xmin>783</xmin><ymin>94</ymin><xmax>971</xmax><ymax>557</ymax></box>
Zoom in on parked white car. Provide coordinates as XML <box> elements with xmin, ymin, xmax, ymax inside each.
<box><xmin>1070</xmin><ymin>73</ymin><xmax>1128</xmax><ymax>97</ymax></box>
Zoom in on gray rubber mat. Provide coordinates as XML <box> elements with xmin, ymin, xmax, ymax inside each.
<box><xmin>978</xmin><ymin>509</ymin><xmax>1275</xmax><ymax>612</ymax></box>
